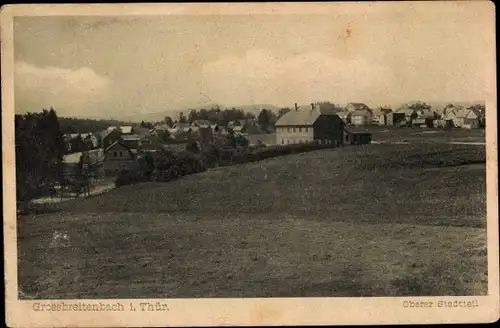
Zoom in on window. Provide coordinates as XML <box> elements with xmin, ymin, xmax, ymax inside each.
<box><xmin>119</xmin><ymin>151</ymin><xmax>123</xmax><ymax>157</ymax></box>
<box><xmin>292</xmin><ymin>127</ymin><xmax>296</xmax><ymax>132</ymax></box>
<box><xmin>288</xmin><ymin>127</ymin><xmax>291</xmax><ymax>132</ymax></box>
<box><xmin>113</xmin><ymin>151</ymin><xmax>117</xmax><ymax>156</ymax></box>
<box><xmin>305</xmin><ymin>127</ymin><xmax>308</xmax><ymax>132</ymax></box>
<box><xmin>282</xmin><ymin>139</ymin><xmax>284</xmax><ymax>145</ymax></box>
<box><xmin>299</xmin><ymin>127</ymin><xmax>302</xmax><ymax>132</ymax></box>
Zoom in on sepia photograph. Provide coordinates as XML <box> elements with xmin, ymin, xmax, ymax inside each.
<box><xmin>2</xmin><ymin>1</ymin><xmax>498</xmax><ymax>326</ymax></box>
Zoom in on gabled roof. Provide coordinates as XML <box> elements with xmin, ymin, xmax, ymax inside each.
<box><xmin>133</xmin><ymin>126</ymin><xmax>153</xmax><ymax>137</ymax></box>
<box><xmin>351</xmin><ymin>109</ymin><xmax>372</xmax><ymax>116</ymax></box>
<box><xmin>346</xmin><ymin>103</ymin><xmax>371</xmax><ymax>112</ymax></box>
<box><xmin>465</xmin><ymin>109</ymin><xmax>479</xmax><ymax>119</ymax></box>
<box><xmin>275</xmin><ymin>104</ymin><xmax>338</xmax><ymax>126</ymax></box>
<box><xmin>105</xmin><ymin>141</ymin><xmax>135</xmax><ymax>158</ymax></box>
<box><xmin>171</xmin><ymin>123</ymin><xmax>191</xmax><ymax>130</ymax></box>
<box><xmin>121</xmin><ymin>134</ymin><xmax>141</xmax><ymax>141</ymax></box>
<box><xmin>192</xmin><ymin>120</ymin><xmax>211</xmax><ymax>127</ymax></box>
<box><xmin>119</xmin><ymin>126</ymin><xmax>133</xmax><ymax>134</ymax></box>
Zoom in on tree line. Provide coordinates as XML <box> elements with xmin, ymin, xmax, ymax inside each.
<box><xmin>162</xmin><ymin>107</ymin><xmax>281</xmax><ymax>133</ymax></box>
<box><xmin>58</xmin><ymin>117</ymin><xmax>133</xmax><ymax>134</ymax></box>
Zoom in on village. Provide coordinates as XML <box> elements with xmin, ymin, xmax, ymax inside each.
<box><xmin>49</xmin><ymin>100</ymin><xmax>486</xmax><ymax>202</ymax></box>
<box><xmin>10</xmin><ymin>4</ymin><xmax>493</xmax><ymax>306</ymax></box>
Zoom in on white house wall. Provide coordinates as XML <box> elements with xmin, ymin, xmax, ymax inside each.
<box><xmin>276</xmin><ymin>126</ymin><xmax>314</xmax><ymax>145</ymax></box>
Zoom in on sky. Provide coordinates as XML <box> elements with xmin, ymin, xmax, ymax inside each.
<box><xmin>13</xmin><ymin>2</ymin><xmax>493</xmax><ymax>120</ymax></box>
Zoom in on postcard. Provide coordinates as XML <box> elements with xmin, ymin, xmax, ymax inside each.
<box><xmin>2</xmin><ymin>2</ymin><xmax>498</xmax><ymax>326</ymax></box>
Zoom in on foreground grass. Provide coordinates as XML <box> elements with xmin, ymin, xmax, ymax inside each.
<box><xmin>18</xmin><ymin>143</ymin><xmax>487</xmax><ymax>298</ymax></box>
<box><xmin>55</xmin><ymin>143</ymin><xmax>486</xmax><ymax>228</ymax></box>
<box><xmin>18</xmin><ymin>214</ymin><xmax>487</xmax><ymax>298</ymax></box>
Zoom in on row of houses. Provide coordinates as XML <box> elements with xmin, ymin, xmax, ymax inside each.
<box><xmin>64</xmin><ymin>123</ymin><xmax>233</xmax><ymax>177</ymax></box>
<box><xmin>329</xmin><ymin>102</ymin><xmax>485</xmax><ymax>129</ymax></box>
<box><xmin>155</xmin><ymin>119</ymin><xmax>257</xmax><ymax>137</ymax></box>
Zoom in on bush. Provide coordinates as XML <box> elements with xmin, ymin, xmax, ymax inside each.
<box><xmin>115</xmin><ymin>169</ymin><xmax>144</xmax><ymax>187</ymax></box>
<box><xmin>156</xmin><ymin>150</ymin><xmax>206</xmax><ymax>182</ymax></box>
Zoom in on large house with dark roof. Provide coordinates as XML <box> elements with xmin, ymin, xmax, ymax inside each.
<box><xmin>275</xmin><ymin>103</ymin><xmax>345</xmax><ymax>146</ymax></box>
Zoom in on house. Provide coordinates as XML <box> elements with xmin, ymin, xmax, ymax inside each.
<box><xmin>275</xmin><ymin>103</ymin><xmax>344</xmax><ymax>146</ymax></box>
<box><xmin>232</xmin><ymin>124</ymin><xmax>250</xmax><ymax>136</ymax></box>
<box><xmin>102</xmin><ymin>128</ymin><xmax>123</xmax><ymax>148</ymax></box>
<box><xmin>345</xmin><ymin>102</ymin><xmax>371</xmax><ymax>113</ymax></box>
<box><xmin>139</xmin><ymin>128</ymin><xmax>164</xmax><ymax>150</ymax></box>
<box><xmin>191</xmin><ymin>120</ymin><xmax>211</xmax><ymax>129</ymax></box>
<box><xmin>66</xmin><ymin>133</ymin><xmax>99</xmax><ymax>147</ymax></box>
<box><xmin>413</xmin><ymin>109</ymin><xmax>437</xmax><ymax>128</ymax></box>
<box><xmin>350</xmin><ymin>109</ymin><xmax>373</xmax><ymax>125</ymax></box>
<box><xmin>396</xmin><ymin>106</ymin><xmax>417</xmax><ymax>121</ymax></box>
<box><xmin>119</xmin><ymin>126</ymin><xmax>133</xmax><ymax>134</ymax></box>
<box><xmin>62</xmin><ymin>148</ymin><xmax>106</xmax><ymax>180</ymax></box>
<box><xmin>103</xmin><ymin>142</ymin><xmax>138</xmax><ymax>176</ymax></box>
<box><xmin>336</xmin><ymin>111</ymin><xmax>349</xmax><ymax>122</ymax></box>
<box><xmin>343</xmin><ymin>127</ymin><xmax>372</xmax><ymax>145</ymax></box>
<box><xmin>371</xmin><ymin>109</ymin><xmax>386</xmax><ymax>125</ymax></box>
<box><xmin>442</xmin><ymin>106</ymin><xmax>479</xmax><ymax>128</ymax></box>
<box><xmin>121</xmin><ymin>134</ymin><xmax>141</xmax><ymax>150</ymax></box>
<box><xmin>386</xmin><ymin>112</ymin><xmax>406</xmax><ymax>126</ymax></box>
<box><xmin>105</xmin><ymin>125</ymin><xmax>133</xmax><ymax>134</ymax></box>
<box><xmin>168</xmin><ymin>123</ymin><xmax>196</xmax><ymax>135</ymax></box>
<box><xmin>211</xmin><ymin>124</ymin><xmax>227</xmax><ymax>135</ymax></box>
<box><xmin>462</xmin><ymin>108</ymin><xmax>480</xmax><ymax>129</ymax></box>
<box><xmin>411</xmin><ymin>118</ymin><xmax>428</xmax><ymax>127</ymax></box>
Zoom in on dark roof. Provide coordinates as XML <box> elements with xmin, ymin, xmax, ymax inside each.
<box><xmin>275</xmin><ymin>104</ymin><xmax>338</xmax><ymax>126</ymax></box>
<box><xmin>105</xmin><ymin>141</ymin><xmax>134</xmax><ymax>154</ymax></box>
<box><xmin>346</xmin><ymin>103</ymin><xmax>371</xmax><ymax>111</ymax></box>
<box><xmin>351</xmin><ymin>109</ymin><xmax>371</xmax><ymax>116</ymax></box>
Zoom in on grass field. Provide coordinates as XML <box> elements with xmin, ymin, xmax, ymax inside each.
<box><xmin>17</xmin><ymin>142</ymin><xmax>487</xmax><ymax>299</ymax></box>
<box><xmin>249</xmin><ymin>127</ymin><xmax>486</xmax><ymax>146</ymax></box>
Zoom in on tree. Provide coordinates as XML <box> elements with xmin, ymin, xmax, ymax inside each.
<box><xmin>188</xmin><ymin>109</ymin><xmax>197</xmax><ymax>123</ymax></box>
<box><xmin>84</xmin><ymin>135</ymin><xmax>95</xmax><ymax>150</ymax></box>
<box><xmin>164</xmin><ymin>116</ymin><xmax>174</xmax><ymax>127</ymax></box>
<box><xmin>179</xmin><ymin>112</ymin><xmax>187</xmax><ymax>123</ymax></box>
<box><xmin>408</xmin><ymin>102</ymin><xmax>431</xmax><ymax>113</ymax></box>
<box><xmin>186</xmin><ymin>140</ymin><xmax>200</xmax><ymax>153</ymax></box>
<box><xmin>71</xmin><ymin>134</ymin><xmax>86</xmax><ymax>153</ymax></box>
<box><xmin>144</xmin><ymin>152</ymin><xmax>155</xmax><ymax>180</ymax></box>
<box><xmin>258</xmin><ymin>109</ymin><xmax>272</xmax><ymax>132</ymax></box>
<box><xmin>15</xmin><ymin>108</ymin><xmax>65</xmax><ymax>201</ymax></box>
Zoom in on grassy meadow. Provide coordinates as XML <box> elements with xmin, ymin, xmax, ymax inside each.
<box><xmin>17</xmin><ymin>141</ymin><xmax>487</xmax><ymax>299</ymax></box>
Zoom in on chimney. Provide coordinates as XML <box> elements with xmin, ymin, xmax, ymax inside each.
<box><xmin>311</xmin><ymin>103</ymin><xmax>314</xmax><ymax>111</ymax></box>
<box><xmin>294</xmin><ymin>103</ymin><xmax>298</xmax><ymax>111</ymax></box>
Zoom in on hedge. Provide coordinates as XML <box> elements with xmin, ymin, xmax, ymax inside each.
<box><xmin>115</xmin><ymin>141</ymin><xmax>338</xmax><ymax>186</ymax></box>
